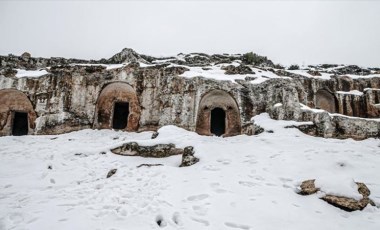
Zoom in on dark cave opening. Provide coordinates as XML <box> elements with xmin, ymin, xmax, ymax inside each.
<box><xmin>210</xmin><ymin>107</ymin><xmax>226</xmax><ymax>137</ymax></box>
<box><xmin>12</xmin><ymin>112</ymin><xmax>28</xmax><ymax>136</ymax></box>
<box><xmin>112</xmin><ymin>102</ymin><xmax>130</xmax><ymax>129</ymax></box>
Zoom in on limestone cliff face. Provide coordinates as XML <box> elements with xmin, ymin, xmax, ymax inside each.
<box><xmin>0</xmin><ymin>49</ymin><xmax>379</xmax><ymax>139</ymax></box>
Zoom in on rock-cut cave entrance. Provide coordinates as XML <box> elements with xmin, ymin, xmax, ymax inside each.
<box><xmin>196</xmin><ymin>89</ymin><xmax>241</xmax><ymax>137</ymax></box>
<box><xmin>12</xmin><ymin>112</ymin><xmax>28</xmax><ymax>136</ymax></box>
<box><xmin>94</xmin><ymin>82</ymin><xmax>141</xmax><ymax>132</ymax></box>
<box><xmin>112</xmin><ymin>102</ymin><xmax>130</xmax><ymax>129</ymax></box>
<box><xmin>0</xmin><ymin>89</ymin><xmax>36</xmax><ymax>136</ymax></box>
<box><xmin>210</xmin><ymin>108</ymin><xmax>226</xmax><ymax>136</ymax></box>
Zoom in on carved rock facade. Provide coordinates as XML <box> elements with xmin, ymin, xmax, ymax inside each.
<box><xmin>0</xmin><ymin>49</ymin><xmax>379</xmax><ymax>139</ymax></box>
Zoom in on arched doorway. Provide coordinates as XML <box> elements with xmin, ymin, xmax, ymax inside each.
<box><xmin>94</xmin><ymin>82</ymin><xmax>141</xmax><ymax>131</ymax></box>
<box><xmin>315</xmin><ymin>89</ymin><xmax>337</xmax><ymax>113</ymax></box>
<box><xmin>196</xmin><ymin>89</ymin><xmax>241</xmax><ymax>137</ymax></box>
<box><xmin>0</xmin><ymin>89</ymin><xmax>36</xmax><ymax>136</ymax></box>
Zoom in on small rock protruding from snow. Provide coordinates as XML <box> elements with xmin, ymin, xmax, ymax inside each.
<box><xmin>106</xmin><ymin>169</ymin><xmax>117</xmax><ymax>178</ymax></box>
<box><xmin>151</xmin><ymin>131</ymin><xmax>159</xmax><ymax>139</ymax></box>
<box><xmin>179</xmin><ymin>146</ymin><xmax>199</xmax><ymax>167</ymax></box>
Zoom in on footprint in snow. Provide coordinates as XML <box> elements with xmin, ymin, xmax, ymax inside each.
<box><xmin>238</xmin><ymin>181</ymin><xmax>257</xmax><ymax>187</ymax></box>
<box><xmin>225</xmin><ymin>222</ymin><xmax>252</xmax><ymax>230</ymax></box>
<box><xmin>217</xmin><ymin>159</ymin><xmax>231</xmax><ymax>165</ymax></box>
<box><xmin>155</xmin><ymin>215</ymin><xmax>167</xmax><ymax>227</ymax></box>
<box><xmin>172</xmin><ymin>212</ymin><xmax>182</xmax><ymax>225</ymax></box>
<box><xmin>209</xmin><ymin>183</ymin><xmax>228</xmax><ymax>193</ymax></box>
<box><xmin>192</xmin><ymin>205</ymin><xmax>208</xmax><ymax>216</ymax></box>
<box><xmin>187</xmin><ymin>194</ymin><xmax>209</xmax><ymax>201</ymax></box>
<box><xmin>191</xmin><ymin>217</ymin><xmax>209</xmax><ymax>226</ymax></box>
<box><xmin>202</xmin><ymin>165</ymin><xmax>220</xmax><ymax>171</ymax></box>
<box><xmin>279</xmin><ymin>177</ymin><xmax>293</xmax><ymax>182</ymax></box>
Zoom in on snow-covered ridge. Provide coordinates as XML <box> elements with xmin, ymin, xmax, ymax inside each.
<box><xmin>2</xmin><ymin>48</ymin><xmax>380</xmax><ymax>82</ymax></box>
<box><xmin>69</xmin><ymin>63</ymin><xmax>126</xmax><ymax>70</ymax></box>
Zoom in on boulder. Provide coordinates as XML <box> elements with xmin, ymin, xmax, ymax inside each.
<box><xmin>298</xmin><ymin>179</ymin><xmax>376</xmax><ymax>211</ymax></box>
<box><xmin>179</xmin><ymin>146</ymin><xmax>199</xmax><ymax>167</ymax></box>
<box><xmin>21</xmin><ymin>52</ymin><xmax>31</xmax><ymax>60</ymax></box>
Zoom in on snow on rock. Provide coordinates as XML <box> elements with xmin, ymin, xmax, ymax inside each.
<box><xmin>300</xmin><ymin>103</ymin><xmax>326</xmax><ymax>113</ymax></box>
<box><xmin>286</xmin><ymin>69</ymin><xmax>333</xmax><ymax>80</ymax></box>
<box><xmin>178</xmin><ymin>63</ymin><xmax>284</xmax><ymax>84</ymax></box>
<box><xmin>15</xmin><ymin>69</ymin><xmax>49</xmax><ymax>78</ymax></box>
<box><xmin>336</xmin><ymin>90</ymin><xmax>364</xmax><ymax>96</ymax></box>
<box><xmin>315</xmin><ymin>177</ymin><xmax>362</xmax><ymax>200</ymax></box>
<box><xmin>70</xmin><ymin>63</ymin><xmax>126</xmax><ymax>70</ymax></box>
<box><xmin>0</xmin><ymin>114</ymin><xmax>380</xmax><ymax>230</ymax></box>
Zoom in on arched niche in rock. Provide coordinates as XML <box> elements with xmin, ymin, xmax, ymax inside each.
<box><xmin>315</xmin><ymin>89</ymin><xmax>337</xmax><ymax>113</ymax></box>
<box><xmin>196</xmin><ymin>89</ymin><xmax>241</xmax><ymax>137</ymax></box>
<box><xmin>94</xmin><ymin>82</ymin><xmax>141</xmax><ymax>131</ymax></box>
<box><xmin>0</xmin><ymin>89</ymin><xmax>36</xmax><ymax>136</ymax></box>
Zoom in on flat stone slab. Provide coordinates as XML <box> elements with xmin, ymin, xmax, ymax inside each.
<box><xmin>111</xmin><ymin>142</ymin><xmax>184</xmax><ymax>158</ymax></box>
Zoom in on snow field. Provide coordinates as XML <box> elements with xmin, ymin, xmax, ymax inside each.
<box><xmin>0</xmin><ymin>114</ymin><xmax>379</xmax><ymax>230</ymax></box>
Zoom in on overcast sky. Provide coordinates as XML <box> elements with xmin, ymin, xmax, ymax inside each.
<box><xmin>1</xmin><ymin>0</ymin><xmax>379</xmax><ymax>66</ymax></box>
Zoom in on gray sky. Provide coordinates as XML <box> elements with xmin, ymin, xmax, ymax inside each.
<box><xmin>1</xmin><ymin>0</ymin><xmax>379</xmax><ymax>66</ymax></box>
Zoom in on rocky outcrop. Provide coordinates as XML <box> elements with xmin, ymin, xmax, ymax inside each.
<box><xmin>298</xmin><ymin>180</ymin><xmax>376</xmax><ymax>212</ymax></box>
<box><xmin>105</xmin><ymin>48</ymin><xmax>146</xmax><ymax>64</ymax></box>
<box><xmin>221</xmin><ymin>65</ymin><xmax>254</xmax><ymax>75</ymax></box>
<box><xmin>296</xmin><ymin>110</ymin><xmax>380</xmax><ymax>140</ymax></box>
<box><xmin>328</xmin><ymin>65</ymin><xmax>372</xmax><ymax>76</ymax></box>
<box><xmin>307</xmin><ymin>70</ymin><xmax>321</xmax><ymax>76</ymax></box>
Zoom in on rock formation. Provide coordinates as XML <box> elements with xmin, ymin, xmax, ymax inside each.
<box><xmin>0</xmin><ymin>48</ymin><xmax>379</xmax><ymax>139</ymax></box>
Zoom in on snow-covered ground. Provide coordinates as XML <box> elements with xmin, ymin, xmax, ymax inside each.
<box><xmin>0</xmin><ymin>114</ymin><xmax>379</xmax><ymax>230</ymax></box>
